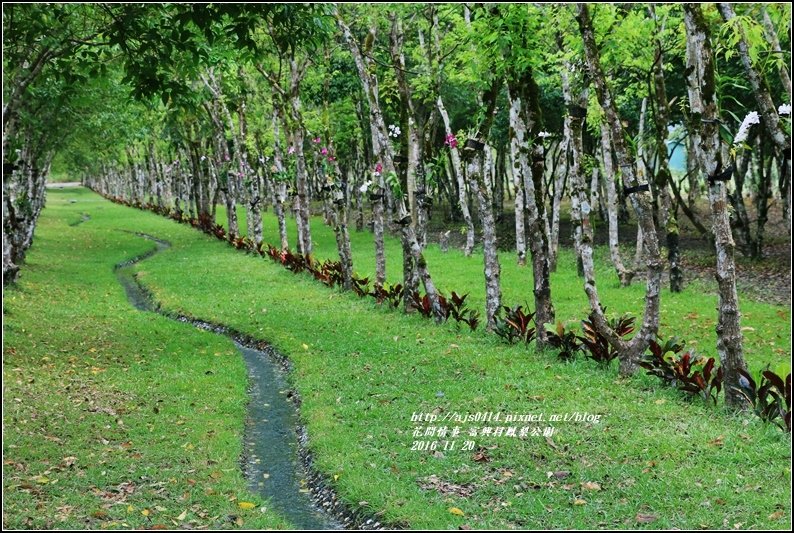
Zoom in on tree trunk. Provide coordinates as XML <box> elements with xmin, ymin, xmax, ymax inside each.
<box><xmin>599</xmin><ymin>122</ymin><xmax>633</xmax><ymax>286</ymax></box>
<box><xmin>271</xmin><ymin>104</ymin><xmax>290</xmax><ymax>250</ymax></box>
<box><xmin>508</xmin><ymin>92</ymin><xmax>527</xmax><ymax>267</ymax></box>
<box><xmin>438</xmin><ymin>96</ymin><xmax>476</xmax><ymax>257</ymax></box>
<box><xmin>431</xmin><ymin>10</ymin><xmax>475</xmax><ymax>256</ymax></box>
<box><xmin>465</xmin><ymin>80</ymin><xmax>502</xmax><ymax>330</ymax></box>
<box><xmin>577</xmin><ymin>4</ymin><xmax>663</xmax><ymax>375</ymax></box>
<box><xmin>289</xmin><ymin>58</ymin><xmax>312</xmax><ymax>256</ymax></box>
<box><xmin>507</xmin><ymin>78</ymin><xmax>556</xmax><ymax>346</ymax></box>
<box><xmin>649</xmin><ymin>7</ymin><xmax>683</xmax><ymax>292</ymax></box>
<box><xmin>684</xmin><ymin>3</ymin><xmax>748</xmax><ymax>409</ymax></box>
<box><xmin>548</xmin><ymin>114</ymin><xmax>570</xmax><ymax>272</ymax></box>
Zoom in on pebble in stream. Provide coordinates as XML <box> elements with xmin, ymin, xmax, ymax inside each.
<box><xmin>114</xmin><ymin>235</ymin><xmax>342</xmax><ymax>530</ymax></box>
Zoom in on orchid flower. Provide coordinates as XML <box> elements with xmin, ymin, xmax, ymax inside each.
<box><xmin>733</xmin><ymin>111</ymin><xmax>760</xmax><ymax>145</ymax></box>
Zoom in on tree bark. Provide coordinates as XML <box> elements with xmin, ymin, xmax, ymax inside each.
<box><xmin>271</xmin><ymin>103</ymin><xmax>290</xmax><ymax>250</ymax></box>
<box><xmin>507</xmin><ymin>77</ymin><xmax>556</xmax><ymax>346</ymax></box>
<box><xmin>684</xmin><ymin>3</ymin><xmax>748</xmax><ymax>409</ymax></box>
<box><xmin>577</xmin><ymin>4</ymin><xmax>663</xmax><ymax>375</ymax></box>
<box><xmin>465</xmin><ymin>80</ymin><xmax>502</xmax><ymax>330</ymax></box>
<box><xmin>599</xmin><ymin>122</ymin><xmax>634</xmax><ymax>286</ymax></box>
<box><xmin>508</xmin><ymin>92</ymin><xmax>527</xmax><ymax>267</ymax></box>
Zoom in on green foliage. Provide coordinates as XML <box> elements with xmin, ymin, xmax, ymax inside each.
<box><xmin>494</xmin><ymin>304</ymin><xmax>536</xmax><ymax>345</ymax></box>
<box><xmin>640</xmin><ymin>337</ymin><xmax>724</xmax><ymax>404</ymax></box>
<box><xmin>735</xmin><ymin>369</ymin><xmax>792</xmax><ymax>432</ymax></box>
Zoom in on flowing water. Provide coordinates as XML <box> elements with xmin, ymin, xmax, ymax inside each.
<box><xmin>114</xmin><ymin>234</ymin><xmax>341</xmax><ymax>530</ymax></box>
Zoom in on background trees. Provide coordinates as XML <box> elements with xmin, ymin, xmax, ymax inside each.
<box><xmin>4</xmin><ymin>3</ymin><xmax>790</xmax><ymax>396</ymax></box>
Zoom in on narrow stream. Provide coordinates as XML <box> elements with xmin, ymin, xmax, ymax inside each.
<box><xmin>114</xmin><ymin>234</ymin><xmax>342</xmax><ymax>530</ymax></box>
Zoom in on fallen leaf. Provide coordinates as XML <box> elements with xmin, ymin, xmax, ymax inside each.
<box><xmin>768</xmin><ymin>511</ymin><xmax>784</xmax><ymax>520</ymax></box>
<box><xmin>141</xmin><ymin>509</ymin><xmax>150</xmax><ymax>517</ymax></box>
<box><xmin>471</xmin><ymin>451</ymin><xmax>490</xmax><ymax>463</ymax></box>
<box><xmin>449</xmin><ymin>507</ymin><xmax>465</xmax><ymax>516</ymax></box>
<box><xmin>177</xmin><ymin>510</ymin><xmax>187</xmax><ymax>521</ymax></box>
<box><xmin>636</xmin><ymin>513</ymin><xmax>657</xmax><ymax>523</ymax></box>
<box><xmin>238</xmin><ymin>502</ymin><xmax>256</xmax><ymax>510</ymax></box>
<box><xmin>573</xmin><ymin>499</ymin><xmax>587</xmax><ymax>506</ymax></box>
<box><xmin>301</xmin><ymin>343</ymin><xmax>309</xmax><ymax>350</ymax></box>
<box><xmin>581</xmin><ymin>481</ymin><xmax>601</xmax><ymax>491</ymax></box>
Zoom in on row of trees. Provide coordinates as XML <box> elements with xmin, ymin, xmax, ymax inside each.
<box><xmin>4</xmin><ymin>3</ymin><xmax>790</xmax><ymax>408</ymax></box>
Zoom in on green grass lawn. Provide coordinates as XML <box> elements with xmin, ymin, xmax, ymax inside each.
<box><xmin>3</xmin><ymin>190</ymin><xmax>292</xmax><ymax>529</ymax></box>
<box><xmin>4</xmin><ymin>188</ymin><xmax>791</xmax><ymax>529</ymax></box>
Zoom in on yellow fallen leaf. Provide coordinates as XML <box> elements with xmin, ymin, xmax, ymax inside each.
<box><xmin>177</xmin><ymin>510</ymin><xmax>187</xmax><ymax>521</ymax></box>
<box><xmin>573</xmin><ymin>499</ymin><xmax>587</xmax><ymax>506</ymax></box>
<box><xmin>127</xmin><ymin>505</ymin><xmax>134</xmax><ymax>513</ymax></box>
<box><xmin>141</xmin><ymin>509</ymin><xmax>150</xmax><ymax>517</ymax></box>
<box><xmin>238</xmin><ymin>502</ymin><xmax>256</xmax><ymax>510</ymax></box>
<box><xmin>333</xmin><ymin>474</ymin><xmax>339</xmax><ymax>481</ymax></box>
<box><xmin>302</xmin><ymin>343</ymin><xmax>309</xmax><ymax>350</ymax></box>
<box><xmin>449</xmin><ymin>507</ymin><xmax>465</xmax><ymax>516</ymax></box>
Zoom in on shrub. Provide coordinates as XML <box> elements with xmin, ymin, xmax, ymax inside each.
<box><xmin>579</xmin><ymin>311</ymin><xmax>635</xmax><ymax>365</ymax></box>
<box><xmin>308</xmin><ymin>259</ymin><xmax>343</xmax><ymax>288</ymax></box>
<box><xmin>448</xmin><ymin>291</ymin><xmax>479</xmax><ymax>331</ymax></box>
<box><xmin>211</xmin><ymin>223</ymin><xmax>226</xmax><ymax>240</ymax></box>
<box><xmin>494</xmin><ymin>304</ymin><xmax>535</xmax><ymax>344</ymax></box>
<box><xmin>409</xmin><ymin>290</ymin><xmax>449</xmax><ymax>319</ymax></box>
<box><xmin>351</xmin><ymin>274</ymin><xmax>370</xmax><ymax>297</ymax></box>
<box><xmin>545</xmin><ymin>321</ymin><xmax>583</xmax><ymax>361</ymax></box>
<box><xmin>734</xmin><ymin>369</ymin><xmax>791</xmax><ymax>431</ymax></box>
<box><xmin>369</xmin><ymin>282</ymin><xmax>404</xmax><ymax>308</ymax></box>
<box><xmin>232</xmin><ymin>235</ymin><xmax>253</xmax><ymax>251</ymax></box>
<box><xmin>640</xmin><ymin>344</ymin><xmax>723</xmax><ymax>404</ymax></box>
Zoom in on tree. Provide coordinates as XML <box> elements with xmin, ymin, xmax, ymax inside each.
<box><xmin>682</xmin><ymin>3</ymin><xmax>749</xmax><ymax>409</ymax></box>
<box><xmin>576</xmin><ymin>4</ymin><xmax>663</xmax><ymax>375</ymax></box>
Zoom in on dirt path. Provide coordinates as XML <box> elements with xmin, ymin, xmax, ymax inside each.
<box><xmin>46</xmin><ymin>181</ymin><xmax>82</xmax><ymax>188</ymax></box>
